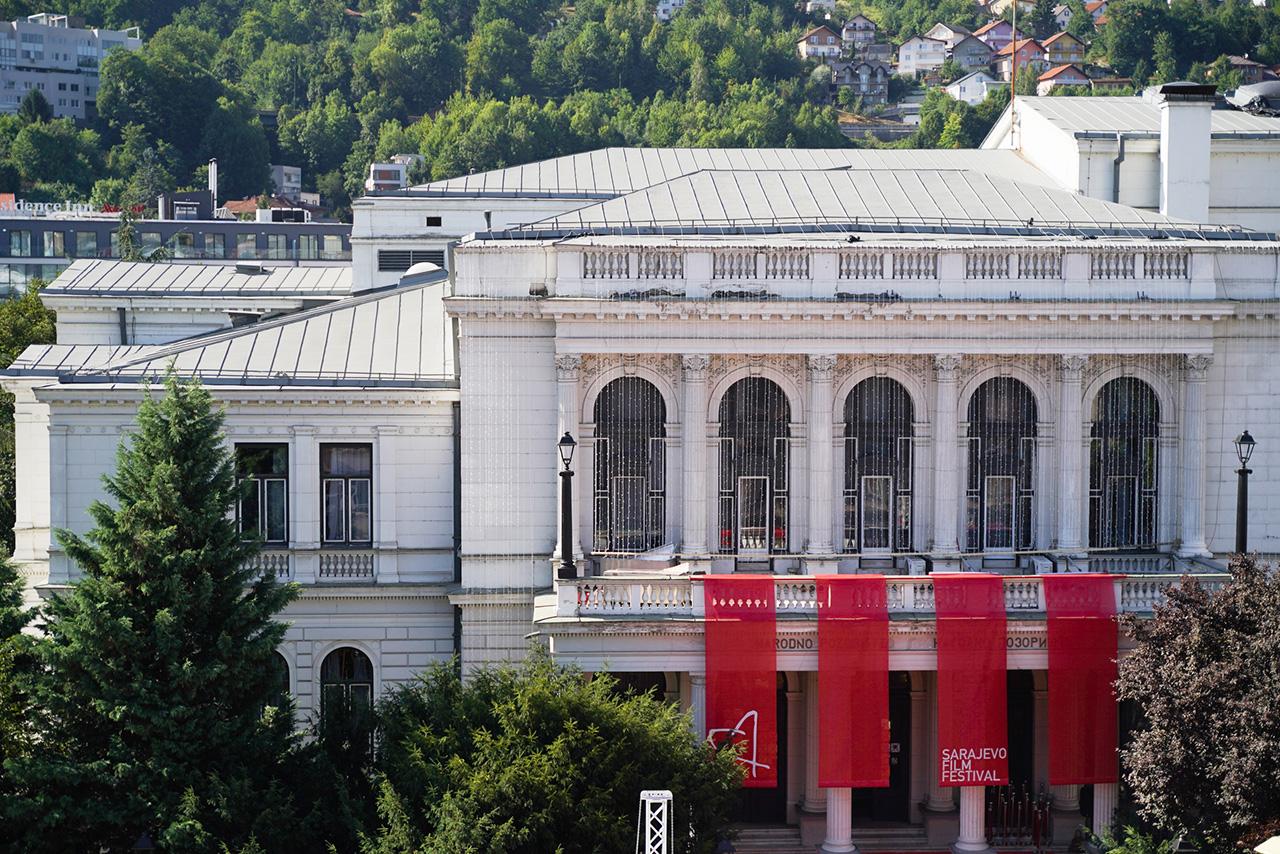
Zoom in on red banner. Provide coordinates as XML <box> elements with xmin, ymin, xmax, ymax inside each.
<box><xmin>1045</xmin><ymin>574</ymin><xmax>1119</xmax><ymax>784</ymax></box>
<box><xmin>704</xmin><ymin>575</ymin><xmax>778</xmax><ymax>788</ymax></box>
<box><xmin>934</xmin><ymin>573</ymin><xmax>1009</xmax><ymax>786</ymax></box>
<box><xmin>818</xmin><ymin>575</ymin><xmax>890</xmax><ymax>788</ymax></box>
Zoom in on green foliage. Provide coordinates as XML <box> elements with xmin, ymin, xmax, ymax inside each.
<box><xmin>1097</xmin><ymin>826</ymin><xmax>1175</xmax><ymax>854</ymax></box>
<box><xmin>1152</xmin><ymin>31</ymin><xmax>1178</xmax><ymax>84</ymax></box>
<box><xmin>0</xmin><ymin>558</ymin><xmax>36</xmax><ymax>853</ymax></box>
<box><xmin>0</xmin><ymin>371</ymin><xmax>308</xmax><ymax>853</ymax></box>
<box><xmin>466</xmin><ymin>18</ymin><xmax>533</xmax><ymax>98</ymax></box>
<box><xmin>1029</xmin><ymin>0</ymin><xmax>1057</xmax><ymax>40</ymax></box>
<box><xmin>1116</xmin><ymin>555</ymin><xmax>1280</xmax><ymax>852</ymax></box>
<box><xmin>364</xmin><ymin>652</ymin><xmax>743</xmax><ymax>853</ymax></box>
<box><xmin>9</xmin><ymin>119</ymin><xmax>102</xmax><ymax>194</ymax></box>
<box><xmin>278</xmin><ymin>91</ymin><xmax>360</xmax><ymax>178</ymax></box>
<box><xmin>200</xmin><ymin>95</ymin><xmax>271</xmax><ymax>199</ymax></box>
<box><xmin>16</xmin><ymin>88</ymin><xmax>51</xmax><ymax>124</ymax></box>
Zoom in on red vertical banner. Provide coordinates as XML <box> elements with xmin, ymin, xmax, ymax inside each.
<box><xmin>934</xmin><ymin>573</ymin><xmax>1009</xmax><ymax>786</ymax></box>
<box><xmin>1045</xmin><ymin>574</ymin><xmax>1119</xmax><ymax>784</ymax></box>
<box><xmin>704</xmin><ymin>575</ymin><xmax>778</xmax><ymax>788</ymax></box>
<box><xmin>817</xmin><ymin>575</ymin><xmax>890</xmax><ymax>788</ymax></box>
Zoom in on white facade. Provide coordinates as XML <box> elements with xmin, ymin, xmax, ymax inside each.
<box><xmin>8</xmin><ymin>139</ymin><xmax>1280</xmax><ymax>849</ymax></box>
<box><xmin>897</xmin><ymin>36</ymin><xmax>947</xmax><ymax>77</ymax></box>
<box><xmin>0</xmin><ymin>13</ymin><xmax>141</xmax><ymax>121</ymax></box>
<box><xmin>945</xmin><ymin>70</ymin><xmax>1002</xmax><ymax>105</ymax></box>
<box><xmin>798</xmin><ymin>26</ymin><xmax>842</xmax><ymax>61</ymax></box>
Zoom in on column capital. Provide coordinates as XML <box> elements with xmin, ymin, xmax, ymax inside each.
<box><xmin>1060</xmin><ymin>354</ymin><xmax>1089</xmax><ymax>377</ymax></box>
<box><xmin>933</xmin><ymin>354</ymin><xmax>963</xmax><ymax>378</ymax></box>
<box><xmin>808</xmin><ymin>353</ymin><xmax>838</xmax><ymax>380</ymax></box>
<box><xmin>682</xmin><ymin>353</ymin><xmax>711</xmax><ymax>377</ymax></box>
<box><xmin>555</xmin><ymin>353</ymin><xmax>582</xmax><ymax>380</ymax></box>
<box><xmin>1185</xmin><ymin>353</ymin><xmax>1212</xmax><ymax>378</ymax></box>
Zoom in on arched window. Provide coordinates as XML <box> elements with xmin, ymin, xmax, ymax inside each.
<box><xmin>592</xmin><ymin>378</ymin><xmax>666</xmax><ymax>553</ymax></box>
<box><xmin>843</xmin><ymin>377</ymin><xmax>914</xmax><ymax>554</ymax></box>
<box><xmin>320</xmin><ymin>647</ymin><xmax>373</xmax><ymax>717</ymax></box>
<box><xmin>1089</xmin><ymin>378</ymin><xmax>1160</xmax><ymax>549</ymax></box>
<box><xmin>966</xmin><ymin>378</ymin><xmax>1037</xmax><ymax>553</ymax></box>
<box><xmin>269</xmin><ymin>651</ymin><xmax>291</xmax><ymax>706</ymax></box>
<box><xmin>718</xmin><ymin>378</ymin><xmax>790</xmax><ymax>555</ymax></box>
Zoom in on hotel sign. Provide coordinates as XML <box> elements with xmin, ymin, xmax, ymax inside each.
<box><xmin>0</xmin><ymin>194</ymin><xmax>98</xmax><ymax>216</ymax></box>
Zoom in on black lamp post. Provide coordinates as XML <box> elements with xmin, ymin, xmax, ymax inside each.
<box><xmin>557</xmin><ymin>432</ymin><xmax>577</xmax><ymax>580</ymax></box>
<box><xmin>1234</xmin><ymin>431</ymin><xmax>1256</xmax><ymax>554</ymax></box>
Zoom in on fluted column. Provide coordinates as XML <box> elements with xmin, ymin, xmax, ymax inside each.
<box><xmin>689</xmin><ymin>672</ymin><xmax>706</xmax><ymax>738</ymax></box>
<box><xmin>802</xmin><ymin>671</ymin><xmax>827</xmax><ymax>814</ymax></box>
<box><xmin>682</xmin><ymin>355</ymin><xmax>711</xmax><ymax>558</ymax></box>
<box><xmin>1058</xmin><ymin>356</ymin><xmax>1088</xmax><ymax>553</ymax></box>
<box><xmin>932</xmin><ymin>355</ymin><xmax>962</xmax><ymax>558</ymax></box>
<box><xmin>808</xmin><ymin>354</ymin><xmax>837</xmax><ymax>560</ymax></box>
<box><xmin>909</xmin><ymin>681</ymin><xmax>928</xmax><ymax>823</ymax></box>
<box><xmin>1092</xmin><ymin>783</ymin><xmax>1118</xmax><ymax>837</ymax></box>
<box><xmin>822</xmin><ymin>788</ymin><xmax>857</xmax><ymax>854</ymax></box>
<box><xmin>1051</xmin><ymin>784</ymin><xmax>1079</xmax><ymax>813</ymax></box>
<box><xmin>1050</xmin><ymin>784</ymin><xmax>1083</xmax><ymax>846</ymax></box>
<box><xmin>1178</xmin><ymin>354</ymin><xmax>1212</xmax><ymax>556</ymax></box>
<box><xmin>956</xmin><ymin>787</ymin><xmax>991</xmax><ymax>853</ymax></box>
<box><xmin>926</xmin><ymin>671</ymin><xmax>955</xmax><ymax>812</ymax></box>
<box><xmin>555</xmin><ymin>354</ymin><xmax>582</xmax><ymax>561</ymax></box>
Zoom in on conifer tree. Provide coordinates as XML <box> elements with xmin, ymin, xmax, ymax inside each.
<box><xmin>4</xmin><ymin>370</ymin><xmax>301</xmax><ymax>853</ymax></box>
<box><xmin>0</xmin><ymin>559</ymin><xmax>35</xmax><ymax>852</ymax></box>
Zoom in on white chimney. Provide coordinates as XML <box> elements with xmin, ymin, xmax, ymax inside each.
<box><xmin>1153</xmin><ymin>82</ymin><xmax>1215</xmax><ymax>223</ymax></box>
<box><xmin>208</xmin><ymin>158</ymin><xmax>218</xmax><ymax>209</ymax></box>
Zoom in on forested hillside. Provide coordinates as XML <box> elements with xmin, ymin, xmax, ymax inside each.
<box><xmin>0</xmin><ymin>0</ymin><xmax>1274</xmax><ymax>218</ymax></box>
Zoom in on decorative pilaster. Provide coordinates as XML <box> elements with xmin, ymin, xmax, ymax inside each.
<box><xmin>822</xmin><ymin>789</ymin><xmax>857</xmax><ymax>854</ymax></box>
<box><xmin>1058</xmin><ymin>356</ymin><xmax>1088</xmax><ymax>553</ymax></box>
<box><xmin>909</xmin><ymin>683</ymin><xmax>928</xmax><ymax>824</ymax></box>
<box><xmin>932</xmin><ymin>355</ymin><xmax>962</xmax><ymax>559</ymax></box>
<box><xmin>689</xmin><ymin>672</ymin><xmax>706</xmax><ymax>738</ymax></box>
<box><xmin>1178</xmin><ymin>354</ymin><xmax>1212</xmax><ymax>556</ymax></box>
<box><xmin>808</xmin><ymin>355</ymin><xmax>837</xmax><ymax>560</ymax></box>
<box><xmin>290</xmin><ymin>425</ymin><xmax>318</xmax><ymax>585</ymax></box>
<box><xmin>682</xmin><ymin>355</ymin><xmax>711</xmax><ymax>558</ymax></box>
<box><xmin>955</xmin><ymin>787</ymin><xmax>993</xmax><ymax>854</ymax></box>
<box><xmin>926</xmin><ymin>672</ymin><xmax>955</xmax><ymax>812</ymax></box>
<box><xmin>1092</xmin><ymin>783</ymin><xmax>1118</xmax><ymax>837</ymax></box>
<box><xmin>373</xmin><ymin>425</ymin><xmax>400</xmax><ymax>583</ymax></box>
<box><xmin>786</xmin><ymin>684</ymin><xmax>805</xmax><ymax>825</ymax></box>
<box><xmin>556</xmin><ymin>354</ymin><xmax>583</xmax><ymax>561</ymax></box>
<box><xmin>802</xmin><ymin>671</ymin><xmax>827</xmax><ymax>814</ymax></box>
<box><xmin>1032</xmin><ymin>684</ymin><xmax>1049</xmax><ymax>792</ymax></box>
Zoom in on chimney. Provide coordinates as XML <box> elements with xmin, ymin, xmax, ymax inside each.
<box><xmin>1153</xmin><ymin>81</ymin><xmax>1215</xmax><ymax>223</ymax></box>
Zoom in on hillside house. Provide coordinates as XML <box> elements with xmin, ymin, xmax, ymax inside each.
<box><xmin>841</xmin><ymin>14</ymin><xmax>877</xmax><ymax>52</ymax></box>
<box><xmin>951</xmin><ymin>35</ymin><xmax>996</xmax><ymax>71</ymax></box>
<box><xmin>973</xmin><ymin>19</ymin><xmax>1026</xmax><ymax>53</ymax></box>
<box><xmin>832</xmin><ymin>59</ymin><xmax>890</xmax><ymax>105</ymax></box>
<box><xmin>945</xmin><ymin>69</ymin><xmax>1004</xmax><ymax>104</ymax></box>
<box><xmin>1042</xmin><ymin>31</ymin><xmax>1087</xmax><ymax>66</ymax></box>
<box><xmin>897</xmin><ymin>35</ymin><xmax>947</xmax><ymax>77</ymax></box>
<box><xmin>1036</xmin><ymin>63</ymin><xmax>1090</xmax><ymax>94</ymax></box>
<box><xmin>924</xmin><ymin>22</ymin><xmax>972</xmax><ymax>49</ymax></box>
<box><xmin>798</xmin><ymin>25</ymin><xmax>842</xmax><ymax>61</ymax></box>
<box><xmin>995</xmin><ymin>37</ymin><xmax>1047</xmax><ymax>81</ymax></box>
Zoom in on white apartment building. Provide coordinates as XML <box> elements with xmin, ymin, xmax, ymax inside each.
<box><xmin>7</xmin><ymin>85</ymin><xmax>1280</xmax><ymax>853</ymax></box>
<box><xmin>0</xmin><ymin>13</ymin><xmax>141</xmax><ymax>121</ymax></box>
<box><xmin>896</xmin><ymin>35</ymin><xmax>947</xmax><ymax>77</ymax></box>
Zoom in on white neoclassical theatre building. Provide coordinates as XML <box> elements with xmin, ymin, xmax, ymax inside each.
<box><xmin>6</xmin><ymin>84</ymin><xmax>1280</xmax><ymax>852</ymax></box>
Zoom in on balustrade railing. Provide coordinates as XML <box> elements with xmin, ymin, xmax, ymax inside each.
<box><xmin>1016</xmin><ymin>250</ymin><xmax>1063</xmax><ymax>279</ymax></box>
<box><xmin>1143</xmin><ymin>250</ymin><xmax>1189</xmax><ymax>279</ymax></box>
<box><xmin>582</xmin><ymin>249</ymin><xmax>630</xmax><ymax>279</ymax></box>
<box><xmin>318</xmin><ymin>550</ymin><xmax>376</xmax><ymax>580</ymax></box>
<box><xmin>637</xmin><ymin>249</ymin><xmax>684</xmax><ymax>279</ymax></box>
<box><xmin>839</xmin><ymin>251</ymin><xmax>884</xmax><ymax>279</ymax></box>
<box><xmin>559</xmin><ymin>573</ymin><xmax>1228</xmax><ymax>619</ymax></box>
<box><xmin>966</xmin><ymin>251</ymin><xmax>1010</xmax><ymax>279</ymax></box>
<box><xmin>246</xmin><ymin>550</ymin><xmax>292</xmax><ymax>580</ymax></box>
<box><xmin>762</xmin><ymin>250</ymin><xmax>810</xmax><ymax>279</ymax></box>
<box><xmin>892</xmin><ymin>250</ymin><xmax>938</xmax><ymax>279</ymax></box>
<box><xmin>713</xmin><ymin>250</ymin><xmax>757</xmax><ymax>279</ymax></box>
<box><xmin>1091</xmin><ymin>250</ymin><xmax>1135</xmax><ymax>279</ymax></box>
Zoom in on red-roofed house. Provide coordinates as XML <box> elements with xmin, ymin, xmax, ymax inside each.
<box><xmin>1042</xmin><ymin>31</ymin><xmax>1086</xmax><ymax>65</ymax></box>
<box><xmin>1084</xmin><ymin>0</ymin><xmax>1108</xmax><ymax>21</ymax></box>
<box><xmin>995</xmin><ymin>38</ymin><xmax>1047</xmax><ymax>81</ymax></box>
<box><xmin>1036</xmin><ymin>63</ymin><xmax>1091</xmax><ymax>94</ymax></box>
<box><xmin>798</xmin><ymin>25</ymin><xmax>842</xmax><ymax>60</ymax></box>
<box><xmin>973</xmin><ymin>19</ymin><xmax>1026</xmax><ymax>53</ymax></box>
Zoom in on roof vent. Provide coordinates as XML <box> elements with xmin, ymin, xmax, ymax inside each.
<box><xmin>234</xmin><ymin>262</ymin><xmax>268</xmax><ymax>275</ymax></box>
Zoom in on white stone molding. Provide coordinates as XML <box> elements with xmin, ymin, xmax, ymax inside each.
<box><xmin>956</xmin><ymin>786</ymin><xmax>993</xmax><ymax>854</ymax></box>
<box><xmin>1178</xmin><ymin>353</ymin><xmax>1212</xmax><ymax>556</ymax></box>
<box><xmin>682</xmin><ymin>356</ymin><xmax>711</xmax><ymax>556</ymax></box>
<box><xmin>705</xmin><ymin>354</ymin><xmax>806</xmax><ymax>423</ymax></box>
<box><xmin>1058</xmin><ymin>355</ymin><xmax>1088</xmax><ymax>553</ymax></box>
<box><xmin>801</xmin><ymin>671</ymin><xmax>827</xmax><ymax>814</ymax></box>
<box><xmin>932</xmin><ymin>356</ymin><xmax>962</xmax><ymax>555</ymax></box>
<box><xmin>579</xmin><ymin>354</ymin><xmax>682</xmax><ymax>423</ymax></box>
<box><xmin>808</xmin><ymin>354</ymin><xmax>837</xmax><ymax>555</ymax></box>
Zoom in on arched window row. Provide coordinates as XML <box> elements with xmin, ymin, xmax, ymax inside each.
<box><xmin>719</xmin><ymin>377</ymin><xmax>791</xmax><ymax>555</ymax></box>
<box><xmin>593</xmin><ymin>377</ymin><xmax>667</xmax><ymax>553</ymax></box>
<box><xmin>843</xmin><ymin>377</ymin><xmax>914</xmax><ymax>554</ymax></box>
<box><xmin>1089</xmin><ymin>378</ymin><xmax>1160</xmax><ymax>550</ymax></box>
<box><xmin>966</xmin><ymin>377</ymin><xmax>1038</xmax><ymax>553</ymax></box>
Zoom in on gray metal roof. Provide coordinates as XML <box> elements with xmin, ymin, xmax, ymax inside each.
<box><xmin>404</xmin><ymin>147</ymin><xmax>1058</xmax><ymax>197</ymax></box>
<box><xmin>1016</xmin><ymin>96</ymin><xmax>1280</xmax><ymax>136</ymax></box>
<box><xmin>522</xmin><ymin>168</ymin><xmax>1180</xmax><ymax>232</ymax></box>
<box><xmin>8</xmin><ymin>281</ymin><xmax>454</xmax><ymax>388</ymax></box>
<box><xmin>43</xmin><ymin>259</ymin><xmax>353</xmax><ymax>298</ymax></box>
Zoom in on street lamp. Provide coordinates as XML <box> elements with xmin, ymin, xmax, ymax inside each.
<box><xmin>1234</xmin><ymin>430</ymin><xmax>1256</xmax><ymax>554</ymax></box>
<box><xmin>557</xmin><ymin>432</ymin><xmax>577</xmax><ymax>580</ymax></box>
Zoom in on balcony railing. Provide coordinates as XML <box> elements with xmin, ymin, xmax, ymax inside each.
<box><xmin>556</xmin><ymin>573</ymin><xmax>1230</xmax><ymax>620</ymax></box>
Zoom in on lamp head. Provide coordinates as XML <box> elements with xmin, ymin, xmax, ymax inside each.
<box><xmin>557</xmin><ymin>432</ymin><xmax>577</xmax><ymax>469</ymax></box>
<box><xmin>1234</xmin><ymin>430</ymin><xmax>1256</xmax><ymax>467</ymax></box>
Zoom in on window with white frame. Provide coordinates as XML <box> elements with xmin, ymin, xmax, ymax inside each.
<box><xmin>321</xmin><ymin>444</ymin><xmax>372</xmax><ymax>546</ymax></box>
<box><xmin>236</xmin><ymin>443</ymin><xmax>288</xmax><ymax>544</ymax></box>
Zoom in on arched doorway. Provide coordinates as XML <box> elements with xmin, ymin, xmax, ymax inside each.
<box><xmin>1089</xmin><ymin>378</ymin><xmax>1160</xmax><ymax>550</ymax></box>
<box><xmin>965</xmin><ymin>378</ymin><xmax>1038</xmax><ymax>554</ymax></box>
<box><xmin>842</xmin><ymin>378</ymin><xmax>914</xmax><ymax>556</ymax></box>
<box><xmin>718</xmin><ymin>378</ymin><xmax>791</xmax><ymax>558</ymax></box>
<box><xmin>592</xmin><ymin>377</ymin><xmax>667</xmax><ymax>553</ymax></box>
<box><xmin>319</xmin><ymin>647</ymin><xmax>375</xmax><ymax>751</ymax></box>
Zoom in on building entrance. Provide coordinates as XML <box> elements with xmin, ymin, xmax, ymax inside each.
<box><xmin>853</xmin><ymin>671</ymin><xmax>911</xmax><ymax>822</ymax></box>
<box><xmin>733</xmin><ymin>675</ymin><xmax>788</xmax><ymax>824</ymax></box>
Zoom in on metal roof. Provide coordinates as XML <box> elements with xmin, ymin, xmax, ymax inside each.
<box><xmin>401</xmin><ymin>147</ymin><xmax>1059</xmax><ymax>197</ymax></box>
<box><xmin>519</xmin><ymin>168</ymin><xmax>1181</xmax><ymax>233</ymax></box>
<box><xmin>43</xmin><ymin>259</ymin><xmax>353</xmax><ymax>298</ymax></box>
<box><xmin>1016</xmin><ymin>96</ymin><xmax>1280</xmax><ymax>136</ymax></box>
<box><xmin>8</xmin><ymin>280</ymin><xmax>454</xmax><ymax>388</ymax></box>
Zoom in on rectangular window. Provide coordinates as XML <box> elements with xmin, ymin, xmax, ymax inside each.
<box><xmin>321</xmin><ymin>444</ymin><xmax>373</xmax><ymax>545</ymax></box>
<box><xmin>236</xmin><ymin>233</ymin><xmax>257</xmax><ymax>259</ymax></box>
<box><xmin>173</xmin><ymin>231</ymin><xmax>195</xmax><ymax>258</ymax></box>
<box><xmin>323</xmin><ymin>235</ymin><xmax>344</xmax><ymax>260</ymax></box>
<box><xmin>237</xmin><ymin>444</ymin><xmax>289</xmax><ymax>544</ymax></box>
<box><xmin>9</xmin><ymin>230</ymin><xmax>31</xmax><ymax>257</ymax></box>
<box><xmin>206</xmin><ymin>233</ymin><xmax>226</xmax><ymax>258</ymax></box>
<box><xmin>73</xmin><ymin>231</ymin><xmax>97</xmax><ymax>258</ymax></box>
<box><xmin>265</xmin><ymin>233</ymin><xmax>287</xmax><ymax>260</ymax></box>
<box><xmin>298</xmin><ymin>234</ymin><xmax>318</xmax><ymax>259</ymax></box>
<box><xmin>42</xmin><ymin>231</ymin><xmax>64</xmax><ymax>257</ymax></box>
<box><xmin>425</xmin><ymin>216</ymin><xmax>442</xmax><ymax>227</ymax></box>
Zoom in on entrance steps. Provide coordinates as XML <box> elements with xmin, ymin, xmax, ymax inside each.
<box><xmin>731</xmin><ymin>823</ymin><xmax>937</xmax><ymax>853</ymax></box>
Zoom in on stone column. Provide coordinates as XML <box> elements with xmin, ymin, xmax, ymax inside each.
<box><xmin>1050</xmin><ymin>784</ymin><xmax>1083</xmax><ymax>846</ymax></box>
<box><xmin>555</xmin><ymin>354</ymin><xmax>583</xmax><ymax>562</ymax></box>
<box><xmin>1032</xmin><ymin>682</ymin><xmax>1050</xmax><ymax>792</ymax></box>
<box><xmin>808</xmin><ymin>355</ymin><xmax>837</xmax><ymax>565</ymax></box>
<box><xmin>955</xmin><ymin>787</ymin><xmax>993</xmax><ymax>854</ymax></box>
<box><xmin>682</xmin><ymin>355</ymin><xmax>711</xmax><ymax>558</ymax></box>
<box><xmin>909</xmin><ymin>680</ymin><xmax>928</xmax><ymax>824</ymax></box>
<box><xmin>786</xmin><ymin>683</ymin><xmax>805</xmax><ymax>825</ymax></box>
<box><xmin>1092</xmin><ymin>783</ymin><xmax>1118</xmax><ymax>837</ymax></box>
<box><xmin>1178</xmin><ymin>354</ymin><xmax>1212</xmax><ymax>556</ymax></box>
<box><xmin>822</xmin><ymin>788</ymin><xmax>857</xmax><ymax>854</ymax></box>
<box><xmin>689</xmin><ymin>672</ymin><xmax>706</xmax><ymax>739</ymax></box>
<box><xmin>932</xmin><ymin>356</ymin><xmax>962</xmax><ymax>560</ymax></box>
<box><xmin>1058</xmin><ymin>356</ymin><xmax>1088</xmax><ymax>553</ymax></box>
<box><xmin>923</xmin><ymin>672</ymin><xmax>959</xmax><ymax>848</ymax></box>
<box><xmin>802</xmin><ymin>671</ymin><xmax>827</xmax><ymax>813</ymax></box>
<box><xmin>290</xmin><ymin>425</ymin><xmax>318</xmax><ymax>584</ymax></box>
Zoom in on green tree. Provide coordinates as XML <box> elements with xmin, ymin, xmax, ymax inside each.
<box><xmin>1066</xmin><ymin>0</ymin><xmax>1096</xmax><ymax>41</ymax></box>
<box><xmin>9</xmin><ymin>119</ymin><xmax>102</xmax><ymax>194</ymax></box>
<box><xmin>0</xmin><ymin>558</ymin><xmax>36</xmax><ymax>852</ymax></box>
<box><xmin>465</xmin><ymin>18</ymin><xmax>532</xmax><ymax>97</ymax></box>
<box><xmin>1208</xmin><ymin>53</ymin><xmax>1244</xmax><ymax>93</ymax></box>
<box><xmin>1152</xmin><ymin>31</ymin><xmax>1178</xmax><ymax>84</ymax></box>
<box><xmin>199</xmin><ymin>95</ymin><xmax>271</xmax><ymax>200</ymax></box>
<box><xmin>1029</xmin><ymin>0</ymin><xmax>1057</xmax><ymax>40</ymax></box>
<box><xmin>366</xmin><ymin>17</ymin><xmax>462</xmax><ymax>116</ymax></box>
<box><xmin>16</xmin><ymin>88</ymin><xmax>51</xmax><ymax>125</ymax></box>
<box><xmin>0</xmin><ymin>284</ymin><xmax>55</xmax><ymax>558</ymax></box>
<box><xmin>278</xmin><ymin>90</ymin><xmax>359</xmax><ymax>179</ymax></box>
<box><xmin>1117</xmin><ymin>556</ymin><xmax>1280</xmax><ymax>852</ymax></box>
<box><xmin>366</xmin><ymin>653</ymin><xmax>743</xmax><ymax>853</ymax></box>
<box><xmin>2</xmin><ymin>371</ymin><xmax>303</xmax><ymax>852</ymax></box>
<box><xmin>1104</xmin><ymin>0</ymin><xmax>1172</xmax><ymax>77</ymax></box>
<box><xmin>937</xmin><ymin>110</ymin><xmax>969</xmax><ymax>148</ymax></box>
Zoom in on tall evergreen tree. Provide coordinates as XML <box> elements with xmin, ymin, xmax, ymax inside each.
<box><xmin>3</xmin><ymin>371</ymin><xmax>301</xmax><ymax>853</ymax></box>
<box><xmin>1030</xmin><ymin>0</ymin><xmax>1058</xmax><ymax>40</ymax></box>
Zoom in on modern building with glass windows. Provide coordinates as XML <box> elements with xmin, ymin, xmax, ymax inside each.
<box><xmin>6</xmin><ymin>86</ymin><xmax>1280</xmax><ymax>853</ymax></box>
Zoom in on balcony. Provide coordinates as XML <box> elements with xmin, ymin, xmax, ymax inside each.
<box><xmin>553</xmin><ymin>572</ymin><xmax>1231</xmax><ymax>621</ymax></box>
<box><xmin>243</xmin><ymin>548</ymin><xmax>378</xmax><ymax>583</ymax></box>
